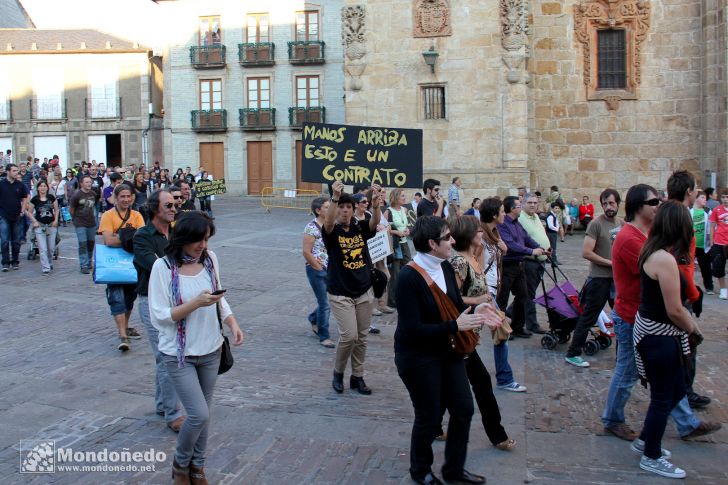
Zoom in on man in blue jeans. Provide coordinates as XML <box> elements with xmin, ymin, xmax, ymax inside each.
<box><xmin>133</xmin><ymin>189</ymin><xmax>185</xmax><ymax>432</ymax></box>
<box><xmin>603</xmin><ymin>184</ymin><xmax>720</xmax><ymax>443</ymax></box>
<box><xmin>0</xmin><ymin>163</ymin><xmax>29</xmax><ymax>271</ymax></box>
<box><xmin>69</xmin><ymin>175</ymin><xmax>99</xmax><ymax>274</ymax></box>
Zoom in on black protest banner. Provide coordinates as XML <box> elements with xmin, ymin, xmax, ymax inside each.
<box><xmin>301</xmin><ymin>122</ymin><xmax>423</xmax><ymax>188</ymax></box>
<box><xmin>195</xmin><ymin>179</ymin><xmax>226</xmax><ymax>197</ymax></box>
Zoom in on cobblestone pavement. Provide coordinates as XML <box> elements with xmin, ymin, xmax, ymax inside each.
<box><xmin>1</xmin><ymin>197</ymin><xmax>726</xmax><ymax>484</ymax></box>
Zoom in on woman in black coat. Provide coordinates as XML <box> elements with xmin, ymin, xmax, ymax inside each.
<box><xmin>395</xmin><ymin>216</ymin><xmax>501</xmax><ymax>485</ymax></box>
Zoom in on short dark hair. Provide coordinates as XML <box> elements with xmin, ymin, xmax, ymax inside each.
<box><xmin>599</xmin><ymin>188</ymin><xmax>621</xmax><ymax>205</ymax></box>
<box><xmin>666</xmin><ymin>169</ymin><xmax>696</xmax><ymax>201</ymax></box>
<box><xmin>704</xmin><ymin>187</ymin><xmax>715</xmax><ymax>198</ymax></box>
<box><xmin>109</xmin><ymin>172</ymin><xmax>123</xmax><ymax>182</ymax></box>
<box><xmin>166</xmin><ymin>211</ymin><xmax>216</xmax><ymax>266</ymax></box>
<box><xmin>311</xmin><ymin>196</ymin><xmax>328</xmax><ymax>216</ymax></box>
<box><xmin>534</xmin><ymin>191</ymin><xmax>542</xmax><ymax>197</ymax></box>
<box><xmin>337</xmin><ymin>192</ymin><xmax>355</xmax><ymax>209</ymax></box>
<box><xmin>5</xmin><ymin>163</ymin><xmax>17</xmax><ymax>171</ymax></box>
<box><xmin>624</xmin><ymin>184</ymin><xmax>657</xmax><ymax>223</ymax></box>
<box><xmin>412</xmin><ymin>216</ymin><xmax>448</xmax><ymax>253</ymax></box>
<box><xmin>503</xmin><ymin>196</ymin><xmax>519</xmax><ymax>214</ymax></box>
<box><xmin>414</xmin><ymin>192</ymin><xmax>422</xmax><ymax>197</ymax></box>
<box><xmin>423</xmin><ymin>178</ymin><xmax>441</xmax><ymax>193</ymax></box>
<box><xmin>550</xmin><ymin>185</ymin><xmax>559</xmax><ymax>192</ymax></box>
<box><xmin>480</xmin><ymin>197</ymin><xmax>502</xmax><ymax>224</ymax></box>
<box><xmin>147</xmin><ymin>188</ymin><xmax>171</xmax><ymax>217</ymax></box>
<box><xmin>352</xmin><ymin>183</ymin><xmax>368</xmax><ymax>194</ymax></box>
<box><xmin>452</xmin><ymin>177</ymin><xmax>460</xmax><ymax>184</ymax></box>
<box><xmin>451</xmin><ymin>215</ymin><xmax>480</xmax><ymax>252</ymax></box>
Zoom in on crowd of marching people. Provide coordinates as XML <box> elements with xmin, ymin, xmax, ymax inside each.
<box><xmin>302</xmin><ymin>171</ymin><xmax>725</xmax><ymax>483</ymax></box>
<box><xmin>3</xmin><ymin>151</ymin><xmax>726</xmax><ymax>483</ymax></box>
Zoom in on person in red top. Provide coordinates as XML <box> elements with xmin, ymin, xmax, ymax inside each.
<box><xmin>708</xmin><ymin>188</ymin><xmax>728</xmax><ymax>299</ymax></box>
<box><xmin>578</xmin><ymin>195</ymin><xmax>594</xmax><ymax>229</ymax></box>
<box><xmin>602</xmin><ymin>184</ymin><xmax>721</xmax><ymax>443</ymax></box>
<box><xmin>667</xmin><ymin>169</ymin><xmax>710</xmax><ymax>409</ymax></box>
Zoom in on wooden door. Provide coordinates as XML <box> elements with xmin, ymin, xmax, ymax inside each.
<box><xmin>295</xmin><ymin>140</ymin><xmax>320</xmax><ymax>192</ymax></box>
<box><xmin>247</xmin><ymin>141</ymin><xmax>272</xmax><ymax>195</ymax></box>
<box><xmin>199</xmin><ymin>142</ymin><xmax>224</xmax><ymax>180</ymax></box>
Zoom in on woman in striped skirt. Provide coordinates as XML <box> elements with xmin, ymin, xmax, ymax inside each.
<box><xmin>633</xmin><ymin>200</ymin><xmax>701</xmax><ymax>479</ymax></box>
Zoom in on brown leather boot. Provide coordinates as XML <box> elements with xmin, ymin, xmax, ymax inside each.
<box><xmin>189</xmin><ymin>465</ymin><xmax>209</xmax><ymax>485</ymax></box>
<box><xmin>172</xmin><ymin>459</ymin><xmax>191</xmax><ymax>485</ymax></box>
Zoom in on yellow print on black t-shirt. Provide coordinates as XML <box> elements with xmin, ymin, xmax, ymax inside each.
<box><xmin>339</xmin><ymin>234</ymin><xmax>366</xmax><ymax>270</ymax></box>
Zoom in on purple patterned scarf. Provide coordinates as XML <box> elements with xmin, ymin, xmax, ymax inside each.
<box><xmin>169</xmin><ymin>252</ymin><xmax>218</xmax><ymax>368</ymax></box>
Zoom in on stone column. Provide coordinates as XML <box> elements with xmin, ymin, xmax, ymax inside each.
<box><xmin>500</xmin><ymin>0</ymin><xmax>529</xmax><ymax>170</ymax></box>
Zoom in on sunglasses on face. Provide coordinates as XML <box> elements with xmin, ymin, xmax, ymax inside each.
<box><xmin>173</xmin><ymin>195</ymin><xmax>182</xmax><ymax>199</ymax></box>
<box><xmin>434</xmin><ymin>232</ymin><xmax>452</xmax><ymax>242</ymax></box>
<box><xmin>643</xmin><ymin>198</ymin><xmax>660</xmax><ymax>206</ymax></box>
<box><xmin>163</xmin><ymin>202</ymin><xmax>176</xmax><ymax>209</ymax></box>
<box><xmin>358</xmin><ymin>200</ymin><xmax>368</xmax><ymax>204</ymax></box>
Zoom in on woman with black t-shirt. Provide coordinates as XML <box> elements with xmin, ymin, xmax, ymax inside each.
<box><xmin>27</xmin><ymin>180</ymin><xmax>58</xmax><ymax>274</ymax></box>
<box><xmin>323</xmin><ymin>181</ymin><xmax>381</xmax><ymax>395</ymax></box>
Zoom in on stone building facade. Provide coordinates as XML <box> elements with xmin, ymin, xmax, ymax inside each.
<box><xmin>342</xmin><ymin>0</ymin><xmax>727</xmax><ymax>200</ymax></box>
<box><xmin>0</xmin><ymin>29</ymin><xmax>162</xmax><ymax>171</ymax></box>
<box><xmin>156</xmin><ymin>0</ymin><xmax>344</xmax><ymax>195</ymax></box>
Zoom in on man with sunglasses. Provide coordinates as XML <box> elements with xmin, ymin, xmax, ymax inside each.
<box><xmin>416</xmin><ymin>178</ymin><xmax>445</xmax><ymax>218</ymax></box>
<box><xmin>565</xmin><ymin>188</ymin><xmax>623</xmax><ymax>367</ymax></box>
<box><xmin>602</xmin><ymin>184</ymin><xmax>720</xmax><ymax>442</ymax></box>
<box><xmin>132</xmin><ymin>189</ymin><xmax>185</xmax><ymax>431</ymax></box>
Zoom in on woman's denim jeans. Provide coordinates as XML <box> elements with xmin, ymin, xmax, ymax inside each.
<box><xmin>493</xmin><ymin>341</ymin><xmax>514</xmax><ymax>387</ymax></box>
<box><xmin>305</xmin><ymin>265</ymin><xmax>331</xmax><ymax>341</ymax></box>
<box><xmin>164</xmin><ymin>348</ymin><xmax>220</xmax><ymax>468</ymax></box>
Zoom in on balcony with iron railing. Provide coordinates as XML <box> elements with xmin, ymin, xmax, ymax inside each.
<box><xmin>85</xmin><ymin>97</ymin><xmax>122</xmax><ymax>119</ymax></box>
<box><xmin>238</xmin><ymin>43</ymin><xmax>275</xmax><ymax>66</ymax></box>
<box><xmin>30</xmin><ymin>98</ymin><xmax>67</xmax><ymax>121</ymax></box>
<box><xmin>288</xmin><ymin>106</ymin><xmax>325</xmax><ymax>128</ymax></box>
<box><xmin>287</xmin><ymin>41</ymin><xmax>325</xmax><ymax>64</ymax></box>
<box><xmin>190</xmin><ymin>45</ymin><xmax>227</xmax><ymax>69</ymax></box>
<box><xmin>191</xmin><ymin>109</ymin><xmax>227</xmax><ymax>132</ymax></box>
<box><xmin>239</xmin><ymin>108</ymin><xmax>276</xmax><ymax>131</ymax></box>
<box><xmin>0</xmin><ymin>100</ymin><xmax>11</xmax><ymax>122</ymax></box>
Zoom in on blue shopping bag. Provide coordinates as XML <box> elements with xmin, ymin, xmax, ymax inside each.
<box><xmin>93</xmin><ymin>244</ymin><xmax>138</xmax><ymax>285</ymax></box>
<box><xmin>61</xmin><ymin>206</ymin><xmax>72</xmax><ymax>222</ymax></box>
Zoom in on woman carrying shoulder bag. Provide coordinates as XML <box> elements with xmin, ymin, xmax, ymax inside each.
<box><xmin>387</xmin><ymin>188</ymin><xmax>412</xmax><ymax>308</ymax></box>
<box><xmin>149</xmin><ymin>211</ymin><xmax>244</xmax><ymax>484</ymax></box>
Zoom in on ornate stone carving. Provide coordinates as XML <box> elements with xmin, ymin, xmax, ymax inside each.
<box><xmin>574</xmin><ymin>0</ymin><xmax>651</xmax><ymax>108</ymax></box>
<box><xmin>413</xmin><ymin>0</ymin><xmax>452</xmax><ymax>38</ymax></box>
<box><xmin>342</xmin><ymin>5</ymin><xmax>367</xmax><ymax>91</ymax></box>
<box><xmin>500</xmin><ymin>0</ymin><xmax>530</xmax><ymax>83</ymax></box>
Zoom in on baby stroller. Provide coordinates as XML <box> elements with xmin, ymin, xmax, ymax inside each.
<box><xmin>535</xmin><ymin>259</ymin><xmax>613</xmax><ymax>355</ymax></box>
<box><xmin>27</xmin><ymin>226</ymin><xmax>61</xmax><ymax>261</ymax></box>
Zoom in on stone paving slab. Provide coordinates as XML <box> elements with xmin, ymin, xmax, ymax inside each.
<box><xmin>0</xmin><ymin>197</ymin><xmax>726</xmax><ymax>484</ymax></box>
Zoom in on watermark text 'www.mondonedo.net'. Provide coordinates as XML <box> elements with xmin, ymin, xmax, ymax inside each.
<box><xmin>20</xmin><ymin>440</ymin><xmax>166</xmax><ymax>474</ymax></box>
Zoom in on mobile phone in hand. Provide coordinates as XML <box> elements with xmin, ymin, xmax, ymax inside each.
<box><xmin>211</xmin><ymin>289</ymin><xmax>227</xmax><ymax>296</ymax></box>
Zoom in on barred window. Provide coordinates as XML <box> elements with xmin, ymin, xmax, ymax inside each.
<box><xmin>597</xmin><ymin>29</ymin><xmax>626</xmax><ymax>89</ymax></box>
<box><xmin>422</xmin><ymin>86</ymin><xmax>446</xmax><ymax>120</ymax></box>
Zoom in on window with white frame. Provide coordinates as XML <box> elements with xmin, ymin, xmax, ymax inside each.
<box><xmin>200</xmin><ymin>79</ymin><xmax>222</xmax><ymax>110</ymax></box>
<box><xmin>296</xmin><ymin>76</ymin><xmax>319</xmax><ymax>108</ymax></box>
<box><xmin>88</xmin><ymin>68</ymin><xmax>119</xmax><ymax>118</ymax></box>
<box><xmin>247</xmin><ymin>78</ymin><xmax>270</xmax><ymax>109</ymax></box>
<box><xmin>247</xmin><ymin>13</ymin><xmax>270</xmax><ymax>43</ymax></box>
<box><xmin>32</xmin><ymin>70</ymin><xmax>64</xmax><ymax>119</ymax></box>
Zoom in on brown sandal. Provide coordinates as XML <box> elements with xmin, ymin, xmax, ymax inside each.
<box><xmin>495</xmin><ymin>438</ymin><xmax>516</xmax><ymax>451</ymax></box>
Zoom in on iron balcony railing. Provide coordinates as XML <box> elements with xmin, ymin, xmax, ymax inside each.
<box><xmin>30</xmin><ymin>98</ymin><xmax>67</xmax><ymax>121</ymax></box>
<box><xmin>190</xmin><ymin>45</ymin><xmax>227</xmax><ymax>69</ymax></box>
<box><xmin>238</xmin><ymin>42</ymin><xmax>275</xmax><ymax>66</ymax></box>
<box><xmin>85</xmin><ymin>97</ymin><xmax>122</xmax><ymax>119</ymax></box>
<box><xmin>239</xmin><ymin>108</ymin><xmax>276</xmax><ymax>130</ymax></box>
<box><xmin>0</xmin><ymin>100</ymin><xmax>11</xmax><ymax>122</ymax></box>
<box><xmin>288</xmin><ymin>106</ymin><xmax>325</xmax><ymax>127</ymax></box>
<box><xmin>191</xmin><ymin>109</ymin><xmax>227</xmax><ymax>132</ymax></box>
<box><xmin>287</xmin><ymin>40</ymin><xmax>325</xmax><ymax>64</ymax></box>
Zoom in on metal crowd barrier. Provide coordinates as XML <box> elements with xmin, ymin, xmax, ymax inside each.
<box><xmin>260</xmin><ymin>187</ymin><xmax>322</xmax><ymax>213</ymax></box>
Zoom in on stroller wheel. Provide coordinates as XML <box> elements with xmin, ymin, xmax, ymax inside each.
<box><xmin>541</xmin><ymin>334</ymin><xmax>557</xmax><ymax>350</ymax></box>
<box><xmin>596</xmin><ymin>335</ymin><xmax>612</xmax><ymax>349</ymax></box>
<box><xmin>584</xmin><ymin>340</ymin><xmax>600</xmax><ymax>356</ymax></box>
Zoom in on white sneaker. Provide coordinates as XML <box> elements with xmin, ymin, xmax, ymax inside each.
<box><xmin>498</xmin><ymin>382</ymin><xmax>527</xmax><ymax>392</ymax></box>
<box><xmin>639</xmin><ymin>455</ymin><xmax>686</xmax><ymax>479</ymax></box>
<box><xmin>720</xmin><ymin>288</ymin><xmax>728</xmax><ymax>300</ymax></box>
<box><xmin>630</xmin><ymin>438</ymin><xmax>671</xmax><ymax>458</ymax></box>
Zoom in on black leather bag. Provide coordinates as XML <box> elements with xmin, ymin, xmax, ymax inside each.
<box><xmin>371</xmin><ymin>268</ymin><xmax>388</xmax><ymax>299</ymax></box>
<box><xmin>216</xmin><ymin>303</ymin><xmax>234</xmax><ymax>375</ymax></box>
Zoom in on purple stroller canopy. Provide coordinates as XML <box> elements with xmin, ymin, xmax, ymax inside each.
<box><xmin>534</xmin><ymin>281</ymin><xmax>580</xmax><ymax>319</ymax></box>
